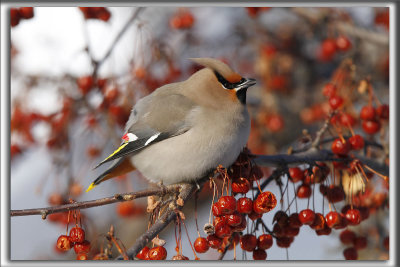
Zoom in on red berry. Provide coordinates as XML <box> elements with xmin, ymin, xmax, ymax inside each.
<box><xmin>237</xmin><ymin>197</ymin><xmax>253</xmax><ymax>214</ymax></box>
<box><xmin>231</xmin><ymin>217</ymin><xmax>247</xmax><ymax>232</ymax></box>
<box><xmin>73</xmin><ymin>240</ymin><xmax>91</xmax><ymax>254</ymax></box>
<box><xmin>310</xmin><ymin>213</ymin><xmax>326</xmax><ymax>230</ymax></box>
<box><xmin>340</xmin><ymin>230</ymin><xmax>356</xmax><ymax>245</ymax></box>
<box><xmin>334</xmin><ymin>213</ymin><xmax>348</xmax><ymax>229</ymax></box>
<box><xmin>218</xmin><ymin>196</ymin><xmax>237</xmax><ymax>215</ymax></box>
<box><xmin>325</xmin><ymin>211</ymin><xmax>340</xmax><ymax>228</ymax></box>
<box><xmin>231</xmin><ymin>177</ymin><xmax>250</xmax><ymax>194</ymax></box>
<box><xmin>194</xmin><ymin>237</ymin><xmax>209</xmax><ymax>253</ymax></box>
<box><xmin>315</xmin><ymin>224</ymin><xmax>332</xmax><ymax>236</ymax></box>
<box><xmin>257</xmin><ymin>234</ymin><xmax>273</xmax><ymax>250</ymax></box>
<box><xmin>288</xmin><ymin>213</ymin><xmax>302</xmax><ymax>228</ymax></box>
<box><xmin>265</xmin><ymin>113</ymin><xmax>285</xmax><ymax>132</ymax></box>
<box><xmin>331</xmin><ymin>138</ymin><xmax>351</xmax><ymax>155</ymax></box>
<box><xmin>240</xmin><ymin>234</ymin><xmax>257</xmax><ymax>252</ymax></box>
<box><xmin>19</xmin><ymin>7</ymin><xmax>34</xmax><ymax>19</ymax></box>
<box><xmin>248</xmin><ymin>210</ymin><xmax>262</xmax><ymax>221</ymax></box>
<box><xmin>376</xmin><ymin>104</ymin><xmax>389</xmax><ymax>120</ymax></box>
<box><xmin>326</xmin><ymin>185</ymin><xmax>345</xmax><ymax>203</ymax></box>
<box><xmin>69</xmin><ymin>226</ymin><xmax>85</xmax><ymax>243</ymax></box>
<box><xmin>76</xmin><ymin>252</ymin><xmax>88</xmax><ymax>260</ymax></box>
<box><xmin>288</xmin><ymin>167</ymin><xmax>304</xmax><ymax>183</ymax></box>
<box><xmin>273</xmin><ymin>211</ymin><xmax>289</xmax><ymax>226</ymax></box>
<box><xmin>224</xmin><ymin>211</ymin><xmax>243</xmax><ymax>227</ymax></box>
<box><xmin>320</xmin><ymin>38</ymin><xmax>337</xmax><ymax>61</ymax></box>
<box><xmin>136</xmin><ymin>246</ymin><xmax>150</xmax><ymax>260</ymax></box>
<box><xmin>343</xmin><ymin>247</ymin><xmax>358</xmax><ymax>260</ymax></box>
<box><xmin>273</xmin><ymin>224</ymin><xmax>284</xmax><ymax>237</ymax></box>
<box><xmin>349</xmin><ymin>135</ymin><xmax>365</xmax><ymax>150</ymax></box>
<box><xmin>336</xmin><ymin>35</ymin><xmax>352</xmax><ymax>51</ymax></box>
<box><xmin>340</xmin><ymin>113</ymin><xmax>356</xmax><ymax>127</ymax></box>
<box><xmin>353</xmin><ymin>236</ymin><xmax>367</xmax><ymax>250</ymax></box>
<box><xmin>322</xmin><ymin>83</ymin><xmax>337</xmax><ymax>98</ymax></box>
<box><xmin>276</xmin><ymin>236</ymin><xmax>294</xmax><ymax>248</ymax></box>
<box><xmin>329</xmin><ymin>95</ymin><xmax>344</xmax><ymax>110</ymax></box>
<box><xmin>362</xmin><ymin>120</ymin><xmax>381</xmax><ymax>134</ymax></box>
<box><xmin>148</xmin><ymin>246</ymin><xmax>167</xmax><ymax>260</ymax></box>
<box><xmin>297</xmin><ymin>183</ymin><xmax>312</xmax><ymax>198</ymax></box>
<box><xmin>56</xmin><ymin>235</ymin><xmax>72</xmax><ymax>251</ymax></box>
<box><xmin>253</xmin><ymin>191</ymin><xmax>277</xmax><ymax>214</ymax></box>
<box><xmin>298</xmin><ymin>209</ymin><xmax>315</xmax><ymax>225</ymax></box>
<box><xmin>207</xmin><ymin>234</ymin><xmax>222</xmax><ymax>249</ymax></box>
<box><xmin>253</xmin><ymin>248</ymin><xmax>267</xmax><ymax>260</ymax></box>
<box><xmin>360</xmin><ymin>105</ymin><xmax>376</xmax><ymax>120</ymax></box>
<box><xmin>214</xmin><ymin>221</ymin><xmax>232</xmax><ymax>239</ymax></box>
<box><xmin>212</xmin><ymin>202</ymin><xmax>223</xmax><ymax>217</ymax></box>
<box><xmin>345</xmin><ymin>209</ymin><xmax>361</xmax><ymax>225</ymax></box>
<box><xmin>77</xmin><ymin>76</ymin><xmax>94</xmax><ymax>95</ymax></box>
<box><xmin>10</xmin><ymin>8</ymin><xmax>20</xmax><ymax>27</ymax></box>
<box><xmin>284</xmin><ymin>225</ymin><xmax>300</xmax><ymax>237</ymax></box>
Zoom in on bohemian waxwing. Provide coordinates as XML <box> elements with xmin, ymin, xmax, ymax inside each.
<box><xmin>86</xmin><ymin>57</ymin><xmax>256</xmax><ymax>192</ymax></box>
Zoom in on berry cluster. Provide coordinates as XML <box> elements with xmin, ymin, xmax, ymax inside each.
<box><xmin>340</xmin><ymin>229</ymin><xmax>368</xmax><ymax>260</ymax></box>
<box><xmin>10</xmin><ymin>7</ymin><xmax>34</xmax><ymax>27</ymax></box>
<box><xmin>318</xmin><ymin>35</ymin><xmax>352</xmax><ymax>62</ymax></box>
<box><xmin>136</xmin><ymin>246</ymin><xmax>167</xmax><ymax>260</ymax></box>
<box><xmin>55</xmin><ymin>210</ymin><xmax>91</xmax><ymax>260</ymax></box>
<box><xmin>78</xmin><ymin>7</ymin><xmax>111</xmax><ymax>21</ymax></box>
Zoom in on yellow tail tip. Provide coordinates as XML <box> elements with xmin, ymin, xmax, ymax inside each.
<box><xmin>86</xmin><ymin>183</ymin><xmax>96</xmax><ymax>193</ymax></box>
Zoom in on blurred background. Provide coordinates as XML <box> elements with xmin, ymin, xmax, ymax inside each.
<box><xmin>10</xmin><ymin>6</ymin><xmax>389</xmax><ymax>260</ymax></box>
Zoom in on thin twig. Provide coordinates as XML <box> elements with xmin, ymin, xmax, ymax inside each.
<box><xmin>10</xmin><ymin>184</ymin><xmax>180</xmax><ymax>218</ymax></box>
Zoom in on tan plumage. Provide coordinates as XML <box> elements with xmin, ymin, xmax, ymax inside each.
<box><xmin>86</xmin><ymin>58</ymin><xmax>256</xmax><ymax>192</ymax></box>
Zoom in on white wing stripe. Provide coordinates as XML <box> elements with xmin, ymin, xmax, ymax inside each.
<box><xmin>145</xmin><ymin>133</ymin><xmax>161</xmax><ymax>146</ymax></box>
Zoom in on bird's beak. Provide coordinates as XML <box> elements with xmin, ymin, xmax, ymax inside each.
<box><xmin>236</xmin><ymin>78</ymin><xmax>256</xmax><ymax>91</ymax></box>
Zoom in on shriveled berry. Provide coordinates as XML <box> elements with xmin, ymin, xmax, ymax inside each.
<box><xmin>310</xmin><ymin>212</ymin><xmax>325</xmax><ymax>230</ymax></box>
<box><xmin>248</xmin><ymin>210</ymin><xmax>262</xmax><ymax>221</ymax></box>
<box><xmin>315</xmin><ymin>224</ymin><xmax>332</xmax><ymax>236</ymax></box>
<box><xmin>257</xmin><ymin>234</ymin><xmax>273</xmax><ymax>250</ymax></box>
<box><xmin>276</xmin><ymin>236</ymin><xmax>294</xmax><ymax>248</ymax></box>
<box><xmin>231</xmin><ymin>177</ymin><xmax>250</xmax><ymax>194</ymax></box>
<box><xmin>148</xmin><ymin>246</ymin><xmax>167</xmax><ymax>260</ymax></box>
<box><xmin>253</xmin><ymin>248</ymin><xmax>267</xmax><ymax>260</ymax></box>
<box><xmin>224</xmin><ymin>211</ymin><xmax>243</xmax><ymax>227</ymax></box>
<box><xmin>207</xmin><ymin>234</ymin><xmax>222</xmax><ymax>249</ymax></box>
<box><xmin>240</xmin><ymin>234</ymin><xmax>257</xmax><ymax>252</ymax></box>
<box><xmin>136</xmin><ymin>246</ymin><xmax>150</xmax><ymax>260</ymax></box>
<box><xmin>212</xmin><ymin>202</ymin><xmax>223</xmax><ymax>217</ymax></box>
<box><xmin>237</xmin><ymin>197</ymin><xmax>253</xmax><ymax>214</ymax></box>
<box><xmin>231</xmin><ymin>217</ymin><xmax>247</xmax><ymax>232</ymax></box>
<box><xmin>69</xmin><ymin>226</ymin><xmax>85</xmax><ymax>243</ymax></box>
<box><xmin>218</xmin><ymin>196</ymin><xmax>237</xmax><ymax>215</ymax></box>
<box><xmin>76</xmin><ymin>252</ymin><xmax>88</xmax><ymax>260</ymax></box>
<box><xmin>194</xmin><ymin>237</ymin><xmax>209</xmax><ymax>253</ymax></box>
<box><xmin>56</xmin><ymin>235</ymin><xmax>72</xmax><ymax>251</ymax></box>
<box><xmin>253</xmin><ymin>191</ymin><xmax>277</xmax><ymax>214</ymax></box>
<box><xmin>74</xmin><ymin>240</ymin><xmax>91</xmax><ymax>254</ymax></box>
<box><xmin>214</xmin><ymin>221</ymin><xmax>232</xmax><ymax>239</ymax></box>
<box><xmin>273</xmin><ymin>210</ymin><xmax>289</xmax><ymax>226</ymax></box>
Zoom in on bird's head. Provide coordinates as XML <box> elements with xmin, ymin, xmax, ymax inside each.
<box><xmin>186</xmin><ymin>58</ymin><xmax>256</xmax><ymax>106</ymax></box>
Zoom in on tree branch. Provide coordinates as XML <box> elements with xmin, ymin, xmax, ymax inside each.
<box><xmin>10</xmin><ymin>184</ymin><xmax>181</xmax><ymax>218</ymax></box>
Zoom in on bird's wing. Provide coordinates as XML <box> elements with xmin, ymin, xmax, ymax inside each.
<box><xmin>93</xmin><ymin>93</ymin><xmax>195</xmax><ymax>169</ymax></box>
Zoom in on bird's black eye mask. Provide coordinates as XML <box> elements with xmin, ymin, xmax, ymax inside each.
<box><xmin>214</xmin><ymin>71</ymin><xmax>246</xmax><ymax>90</ymax></box>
